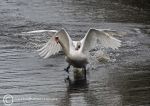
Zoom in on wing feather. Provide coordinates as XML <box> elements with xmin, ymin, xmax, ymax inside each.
<box><xmin>81</xmin><ymin>28</ymin><xmax>121</xmax><ymax>53</ymax></box>
<box><xmin>37</xmin><ymin>33</ymin><xmax>62</xmax><ymax>59</ymax></box>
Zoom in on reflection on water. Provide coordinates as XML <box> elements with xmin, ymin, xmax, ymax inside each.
<box><xmin>0</xmin><ymin>0</ymin><xmax>150</xmax><ymax>106</ymax></box>
<box><xmin>59</xmin><ymin>77</ymin><xmax>88</xmax><ymax>106</ymax></box>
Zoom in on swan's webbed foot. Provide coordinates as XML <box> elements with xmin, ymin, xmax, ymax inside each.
<box><xmin>64</xmin><ymin>65</ymin><xmax>70</xmax><ymax>73</ymax></box>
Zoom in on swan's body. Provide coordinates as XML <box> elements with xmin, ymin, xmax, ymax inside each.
<box><xmin>65</xmin><ymin>50</ymin><xmax>88</xmax><ymax>68</ymax></box>
<box><xmin>37</xmin><ymin>28</ymin><xmax>121</xmax><ymax>76</ymax></box>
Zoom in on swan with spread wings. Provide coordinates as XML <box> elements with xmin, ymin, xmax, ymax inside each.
<box><xmin>37</xmin><ymin>28</ymin><xmax>121</xmax><ymax>78</ymax></box>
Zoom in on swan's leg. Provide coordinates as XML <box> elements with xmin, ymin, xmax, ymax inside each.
<box><xmin>83</xmin><ymin>66</ymin><xmax>87</xmax><ymax>79</ymax></box>
<box><xmin>64</xmin><ymin>76</ymin><xmax>70</xmax><ymax>83</ymax></box>
<box><xmin>64</xmin><ymin>64</ymin><xmax>70</xmax><ymax>73</ymax></box>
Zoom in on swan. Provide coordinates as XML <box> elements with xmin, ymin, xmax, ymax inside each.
<box><xmin>37</xmin><ymin>28</ymin><xmax>121</xmax><ymax>78</ymax></box>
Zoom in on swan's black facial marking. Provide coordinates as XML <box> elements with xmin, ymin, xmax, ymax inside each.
<box><xmin>75</xmin><ymin>42</ymin><xmax>81</xmax><ymax>50</ymax></box>
<box><xmin>55</xmin><ymin>36</ymin><xmax>59</xmax><ymax>44</ymax></box>
<box><xmin>77</xmin><ymin>45</ymin><xmax>80</xmax><ymax>49</ymax></box>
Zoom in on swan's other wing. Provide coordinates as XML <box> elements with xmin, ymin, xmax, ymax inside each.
<box><xmin>37</xmin><ymin>30</ymin><xmax>63</xmax><ymax>59</ymax></box>
<box><xmin>81</xmin><ymin>28</ymin><xmax>121</xmax><ymax>53</ymax></box>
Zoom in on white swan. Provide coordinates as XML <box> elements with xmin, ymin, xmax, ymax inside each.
<box><xmin>37</xmin><ymin>28</ymin><xmax>121</xmax><ymax>78</ymax></box>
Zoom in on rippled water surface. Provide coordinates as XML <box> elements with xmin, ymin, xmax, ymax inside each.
<box><xmin>0</xmin><ymin>0</ymin><xmax>150</xmax><ymax>106</ymax></box>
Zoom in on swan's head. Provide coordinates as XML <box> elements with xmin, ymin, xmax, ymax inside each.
<box><xmin>55</xmin><ymin>36</ymin><xmax>59</xmax><ymax>44</ymax></box>
<box><xmin>75</xmin><ymin>42</ymin><xmax>81</xmax><ymax>50</ymax></box>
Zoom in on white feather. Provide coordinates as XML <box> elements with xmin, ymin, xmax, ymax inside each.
<box><xmin>22</xmin><ymin>30</ymin><xmax>58</xmax><ymax>34</ymax></box>
<box><xmin>80</xmin><ymin>28</ymin><xmax>121</xmax><ymax>53</ymax></box>
<box><xmin>37</xmin><ymin>29</ymin><xmax>74</xmax><ymax>59</ymax></box>
<box><xmin>38</xmin><ymin>34</ymin><xmax>62</xmax><ymax>59</ymax></box>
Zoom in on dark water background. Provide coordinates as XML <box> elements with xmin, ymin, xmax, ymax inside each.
<box><xmin>0</xmin><ymin>0</ymin><xmax>150</xmax><ymax>106</ymax></box>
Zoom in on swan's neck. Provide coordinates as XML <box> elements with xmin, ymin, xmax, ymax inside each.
<box><xmin>59</xmin><ymin>41</ymin><xmax>69</xmax><ymax>56</ymax></box>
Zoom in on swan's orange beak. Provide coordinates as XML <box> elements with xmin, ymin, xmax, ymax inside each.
<box><xmin>55</xmin><ymin>36</ymin><xmax>59</xmax><ymax>44</ymax></box>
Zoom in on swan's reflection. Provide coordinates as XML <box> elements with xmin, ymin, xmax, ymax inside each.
<box><xmin>65</xmin><ymin>76</ymin><xmax>88</xmax><ymax>91</ymax></box>
<box><xmin>58</xmin><ymin>76</ymin><xmax>88</xmax><ymax>106</ymax></box>
<box><xmin>58</xmin><ymin>72</ymin><xmax>99</xmax><ymax>106</ymax></box>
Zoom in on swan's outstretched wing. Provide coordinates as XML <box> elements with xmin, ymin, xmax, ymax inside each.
<box><xmin>22</xmin><ymin>30</ymin><xmax>58</xmax><ymax>34</ymax></box>
<box><xmin>37</xmin><ymin>30</ymin><xmax>63</xmax><ymax>59</ymax></box>
<box><xmin>81</xmin><ymin>28</ymin><xmax>121</xmax><ymax>53</ymax></box>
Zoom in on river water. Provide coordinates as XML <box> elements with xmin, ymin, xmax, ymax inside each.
<box><xmin>0</xmin><ymin>0</ymin><xmax>150</xmax><ymax>106</ymax></box>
